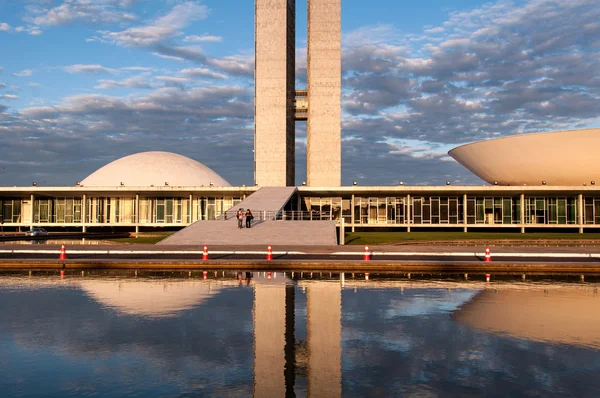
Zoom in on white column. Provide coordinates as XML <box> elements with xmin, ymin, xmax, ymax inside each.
<box><xmin>135</xmin><ymin>194</ymin><xmax>140</xmax><ymax>234</ymax></box>
<box><xmin>578</xmin><ymin>193</ymin><xmax>584</xmax><ymax>233</ymax></box>
<box><xmin>520</xmin><ymin>193</ymin><xmax>525</xmax><ymax>233</ymax></box>
<box><xmin>463</xmin><ymin>194</ymin><xmax>468</xmax><ymax>232</ymax></box>
<box><xmin>29</xmin><ymin>194</ymin><xmax>35</xmax><ymax>229</ymax></box>
<box><xmin>351</xmin><ymin>194</ymin><xmax>355</xmax><ymax>232</ymax></box>
<box><xmin>406</xmin><ymin>194</ymin><xmax>411</xmax><ymax>232</ymax></box>
<box><xmin>82</xmin><ymin>194</ymin><xmax>87</xmax><ymax>233</ymax></box>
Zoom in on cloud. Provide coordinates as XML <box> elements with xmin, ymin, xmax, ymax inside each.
<box><xmin>12</xmin><ymin>70</ymin><xmax>34</xmax><ymax>77</ymax></box>
<box><xmin>180</xmin><ymin>68</ymin><xmax>227</xmax><ymax>80</ymax></box>
<box><xmin>183</xmin><ymin>34</ymin><xmax>223</xmax><ymax>43</ymax></box>
<box><xmin>95</xmin><ymin>74</ymin><xmax>153</xmax><ymax>90</ymax></box>
<box><xmin>97</xmin><ymin>2</ymin><xmax>208</xmax><ymax>47</ymax></box>
<box><xmin>0</xmin><ymin>83</ymin><xmax>5</xmax><ymax>89</ymax></box>
<box><xmin>64</xmin><ymin>64</ymin><xmax>119</xmax><ymax>75</ymax></box>
<box><xmin>155</xmin><ymin>76</ymin><xmax>190</xmax><ymax>88</ymax></box>
<box><xmin>2</xmin><ymin>0</ymin><xmax>600</xmax><ymax>187</ymax></box>
<box><xmin>151</xmin><ymin>52</ymin><xmax>184</xmax><ymax>62</ymax></box>
<box><xmin>0</xmin><ymin>94</ymin><xmax>19</xmax><ymax>100</ymax></box>
<box><xmin>28</xmin><ymin>0</ymin><xmax>136</xmax><ymax>27</ymax></box>
<box><xmin>0</xmin><ymin>22</ymin><xmax>11</xmax><ymax>31</ymax></box>
<box><xmin>340</xmin><ymin>0</ymin><xmax>600</xmax><ymax>148</ymax></box>
<box><xmin>3</xmin><ymin>85</ymin><xmax>254</xmax><ymax>185</ymax></box>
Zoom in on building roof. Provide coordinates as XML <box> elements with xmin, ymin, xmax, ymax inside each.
<box><xmin>80</xmin><ymin>151</ymin><xmax>231</xmax><ymax>187</ymax></box>
<box><xmin>448</xmin><ymin>128</ymin><xmax>600</xmax><ymax>186</ymax></box>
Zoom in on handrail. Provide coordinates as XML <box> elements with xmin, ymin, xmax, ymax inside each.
<box><xmin>215</xmin><ymin>210</ymin><xmax>343</xmax><ymax>221</ymax></box>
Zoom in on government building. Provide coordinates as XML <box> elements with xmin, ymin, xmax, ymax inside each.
<box><xmin>1</xmin><ymin>1</ymin><xmax>600</xmax><ymax>242</ymax></box>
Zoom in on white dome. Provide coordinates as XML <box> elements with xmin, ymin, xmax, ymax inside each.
<box><xmin>80</xmin><ymin>151</ymin><xmax>231</xmax><ymax>187</ymax></box>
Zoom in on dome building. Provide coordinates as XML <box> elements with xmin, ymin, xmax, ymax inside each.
<box><xmin>449</xmin><ymin>128</ymin><xmax>600</xmax><ymax>186</ymax></box>
<box><xmin>81</xmin><ymin>151</ymin><xmax>231</xmax><ymax>187</ymax></box>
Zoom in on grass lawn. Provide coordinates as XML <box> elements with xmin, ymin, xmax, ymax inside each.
<box><xmin>344</xmin><ymin>231</ymin><xmax>600</xmax><ymax>245</ymax></box>
<box><xmin>105</xmin><ymin>232</ymin><xmax>174</xmax><ymax>245</ymax></box>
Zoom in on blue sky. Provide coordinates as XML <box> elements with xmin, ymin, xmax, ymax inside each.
<box><xmin>1</xmin><ymin>0</ymin><xmax>599</xmax><ymax>186</ymax></box>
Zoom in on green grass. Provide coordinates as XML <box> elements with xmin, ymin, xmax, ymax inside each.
<box><xmin>345</xmin><ymin>232</ymin><xmax>600</xmax><ymax>245</ymax></box>
<box><xmin>105</xmin><ymin>232</ymin><xmax>174</xmax><ymax>245</ymax></box>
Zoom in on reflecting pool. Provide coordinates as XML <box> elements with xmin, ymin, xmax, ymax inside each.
<box><xmin>0</xmin><ymin>271</ymin><xmax>599</xmax><ymax>397</ymax></box>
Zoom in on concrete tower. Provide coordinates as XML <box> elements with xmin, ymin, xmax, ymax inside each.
<box><xmin>255</xmin><ymin>0</ymin><xmax>296</xmax><ymax>187</ymax></box>
<box><xmin>306</xmin><ymin>0</ymin><xmax>341</xmax><ymax>187</ymax></box>
<box><xmin>255</xmin><ymin>0</ymin><xmax>341</xmax><ymax>187</ymax></box>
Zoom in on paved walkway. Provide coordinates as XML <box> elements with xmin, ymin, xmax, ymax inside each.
<box><xmin>160</xmin><ymin>187</ymin><xmax>337</xmax><ymax>246</ymax></box>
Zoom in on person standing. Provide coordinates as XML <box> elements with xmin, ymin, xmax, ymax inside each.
<box><xmin>245</xmin><ymin>209</ymin><xmax>253</xmax><ymax>228</ymax></box>
<box><xmin>237</xmin><ymin>208</ymin><xmax>244</xmax><ymax>229</ymax></box>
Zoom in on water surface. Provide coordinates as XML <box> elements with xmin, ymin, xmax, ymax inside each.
<box><xmin>0</xmin><ymin>271</ymin><xmax>599</xmax><ymax>397</ymax></box>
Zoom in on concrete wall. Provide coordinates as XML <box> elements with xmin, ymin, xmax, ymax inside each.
<box><xmin>255</xmin><ymin>0</ymin><xmax>296</xmax><ymax>187</ymax></box>
<box><xmin>307</xmin><ymin>0</ymin><xmax>342</xmax><ymax>187</ymax></box>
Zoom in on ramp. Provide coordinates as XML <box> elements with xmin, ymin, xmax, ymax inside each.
<box><xmin>221</xmin><ymin>186</ymin><xmax>297</xmax><ymax>219</ymax></box>
<box><xmin>159</xmin><ymin>187</ymin><xmax>338</xmax><ymax>246</ymax></box>
<box><xmin>158</xmin><ymin>220</ymin><xmax>337</xmax><ymax>246</ymax></box>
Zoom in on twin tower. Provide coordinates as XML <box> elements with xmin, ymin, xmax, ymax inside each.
<box><xmin>254</xmin><ymin>0</ymin><xmax>341</xmax><ymax>187</ymax></box>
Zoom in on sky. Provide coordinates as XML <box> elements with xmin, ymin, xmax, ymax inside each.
<box><xmin>0</xmin><ymin>0</ymin><xmax>599</xmax><ymax>187</ymax></box>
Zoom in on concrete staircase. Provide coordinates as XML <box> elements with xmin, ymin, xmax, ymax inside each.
<box><xmin>159</xmin><ymin>186</ymin><xmax>339</xmax><ymax>246</ymax></box>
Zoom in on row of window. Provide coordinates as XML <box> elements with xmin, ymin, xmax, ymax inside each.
<box><xmin>1</xmin><ymin>196</ymin><xmax>598</xmax><ymax>226</ymax></box>
<box><xmin>299</xmin><ymin>196</ymin><xmax>584</xmax><ymax>225</ymax></box>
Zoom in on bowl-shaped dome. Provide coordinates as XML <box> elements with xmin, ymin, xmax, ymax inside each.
<box><xmin>448</xmin><ymin>128</ymin><xmax>600</xmax><ymax>186</ymax></box>
<box><xmin>80</xmin><ymin>151</ymin><xmax>230</xmax><ymax>187</ymax></box>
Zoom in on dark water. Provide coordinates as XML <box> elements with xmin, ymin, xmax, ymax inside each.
<box><xmin>0</xmin><ymin>271</ymin><xmax>599</xmax><ymax>397</ymax></box>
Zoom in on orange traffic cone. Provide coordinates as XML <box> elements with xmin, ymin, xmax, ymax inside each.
<box><xmin>59</xmin><ymin>244</ymin><xmax>67</xmax><ymax>260</ymax></box>
<box><xmin>363</xmin><ymin>245</ymin><xmax>371</xmax><ymax>261</ymax></box>
<box><xmin>365</xmin><ymin>272</ymin><xmax>370</xmax><ymax>281</ymax></box>
<box><xmin>203</xmin><ymin>271</ymin><xmax>208</xmax><ymax>280</ymax></box>
<box><xmin>202</xmin><ymin>245</ymin><xmax>209</xmax><ymax>260</ymax></box>
<box><xmin>486</xmin><ymin>273</ymin><xmax>491</xmax><ymax>283</ymax></box>
<box><xmin>266</xmin><ymin>245</ymin><xmax>273</xmax><ymax>261</ymax></box>
<box><xmin>484</xmin><ymin>246</ymin><xmax>491</xmax><ymax>262</ymax></box>
<box><xmin>268</xmin><ymin>271</ymin><xmax>272</xmax><ymax>280</ymax></box>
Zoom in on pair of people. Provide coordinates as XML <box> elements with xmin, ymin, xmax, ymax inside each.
<box><xmin>236</xmin><ymin>208</ymin><xmax>254</xmax><ymax>229</ymax></box>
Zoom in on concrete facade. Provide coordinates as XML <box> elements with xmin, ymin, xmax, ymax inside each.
<box><xmin>307</xmin><ymin>0</ymin><xmax>342</xmax><ymax>187</ymax></box>
<box><xmin>254</xmin><ymin>0</ymin><xmax>341</xmax><ymax>187</ymax></box>
<box><xmin>255</xmin><ymin>0</ymin><xmax>296</xmax><ymax>187</ymax></box>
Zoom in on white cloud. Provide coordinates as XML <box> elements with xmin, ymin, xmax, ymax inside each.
<box><xmin>29</xmin><ymin>0</ymin><xmax>136</xmax><ymax>27</ymax></box>
<box><xmin>12</xmin><ymin>70</ymin><xmax>34</xmax><ymax>77</ymax></box>
<box><xmin>180</xmin><ymin>68</ymin><xmax>227</xmax><ymax>80</ymax></box>
<box><xmin>155</xmin><ymin>76</ymin><xmax>190</xmax><ymax>88</ymax></box>
<box><xmin>95</xmin><ymin>74</ymin><xmax>153</xmax><ymax>90</ymax></box>
<box><xmin>0</xmin><ymin>22</ymin><xmax>11</xmax><ymax>31</ymax></box>
<box><xmin>0</xmin><ymin>94</ymin><xmax>19</xmax><ymax>100</ymax></box>
<box><xmin>119</xmin><ymin>66</ymin><xmax>154</xmax><ymax>72</ymax></box>
<box><xmin>151</xmin><ymin>52</ymin><xmax>184</xmax><ymax>61</ymax></box>
<box><xmin>64</xmin><ymin>64</ymin><xmax>119</xmax><ymax>75</ymax></box>
<box><xmin>424</xmin><ymin>27</ymin><xmax>444</xmax><ymax>34</ymax></box>
<box><xmin>97</xmin><ymin>2</ymin><xmax>208</xmax><ymax>47</ymax></box>
<box><xmin>183</xmin><ymin>34</ymin><xmax>223</xmax><ymax>43</ymax></box>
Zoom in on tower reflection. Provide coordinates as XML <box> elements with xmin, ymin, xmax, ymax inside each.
<box><xmin>253</xmin><ymin>273</ymin><xmax>342</xmax><ymax>397</ymax></box>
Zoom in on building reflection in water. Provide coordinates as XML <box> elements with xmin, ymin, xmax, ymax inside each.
<box><xmin>453</xmin><ymin>286</ymin><xmax>600</xmax><ymax>349</ymax></box>
<box><xmin>1</xmin><ymin>273</ymin><xmax>599</xmax><ymax>396</ymax></box>
<box><xmin>253</xmin><ymin>273</ymin><xmax>342</xmax><ymax>397</ymax></box>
